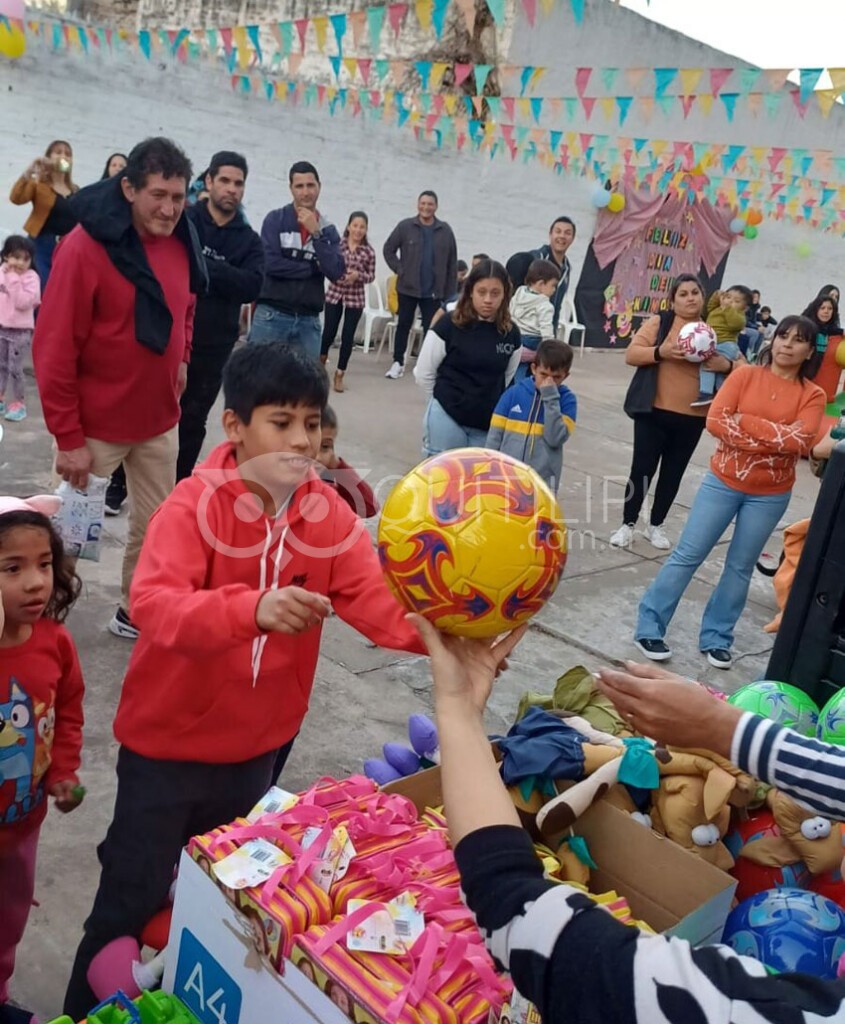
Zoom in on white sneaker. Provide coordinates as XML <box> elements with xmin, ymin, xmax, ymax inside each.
<box><xmin>385</xmin><ymin>361</ymin><xmax>404</xmax><ymax>380</ymax></box>
<box><xmin>643</xmin><ymin>523</ymin><xmax>672</xmax><ymax>550</ymax></box>
<box><xmin>609</xmin><ymin>523</ymin><xmax>634</xmax><ymax>548</ymax></box>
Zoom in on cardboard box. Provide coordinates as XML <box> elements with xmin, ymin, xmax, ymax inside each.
<box><xmin>383</xmin><ymin>760</ymin><xmax>736</xmax><ymax>947</ymax></box>
<box><xmin>164</xmin><ymin>852</ymin><xmax>352</xmax><ymax>1024</ymax></box>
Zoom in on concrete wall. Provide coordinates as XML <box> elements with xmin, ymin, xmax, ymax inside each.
<box><xmin>5</xmin><ymin>0</ymin><xmax>844</xmax><ymax>326</ymax></box>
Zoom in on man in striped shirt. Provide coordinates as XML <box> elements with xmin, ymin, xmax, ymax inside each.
<box><xmin>412</xmin><ymin>614</ymin><xmax>845</xmax><ymax>1024</ymax></box>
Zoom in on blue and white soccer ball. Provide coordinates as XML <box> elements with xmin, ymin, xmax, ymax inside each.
<box><xmin>722</xmin><ymin>887</ymin><xmax>845</xmax><ymax>979</ymax></box>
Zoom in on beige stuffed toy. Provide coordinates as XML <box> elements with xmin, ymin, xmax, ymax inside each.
<box><xmin>736</xmin><ymin>788</ymin><xmax>845</xmax><ymax>876</ymax></box>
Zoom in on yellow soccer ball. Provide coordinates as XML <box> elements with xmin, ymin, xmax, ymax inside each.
<box><xmin>378</xmin><ymin>448</ymin><xmax>566</xmax><ymax>638</ymax></box>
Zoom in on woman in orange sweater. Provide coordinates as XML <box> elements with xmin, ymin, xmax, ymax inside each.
<box><xmin>9</xmin><ymin>140</ymin><xmax>78</xmax><ymax>287</ymax></box>
<box><xmin>611</xmin><ymin>275</ymin><xmax>735</xmax><ymax>552</ymax></box>
<box><xmin>635</xmin><ymin>315</ymin><xmax>825</xmax><ymax>669</ymax></box>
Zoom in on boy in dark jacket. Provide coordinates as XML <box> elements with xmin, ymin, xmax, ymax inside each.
<box><xmin>249</xmin><ymin>161</ymin><xmax>345</xmax><ymax>359</ymax></box>
<box><xmin>486</xmin><ymin>339</ymin><xmax>576</xmax><ymax>492</ymax></box>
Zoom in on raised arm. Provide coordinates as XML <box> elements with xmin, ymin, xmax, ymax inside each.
<box><xmin>542</xmin><ymin>386</ymin><xmax>576</xmax><ymax>448</ymax></box>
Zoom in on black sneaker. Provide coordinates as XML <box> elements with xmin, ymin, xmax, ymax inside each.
<box><xmin>108</xmin><ymin>606</ymin><xmax>139</xmax><ymax>640</ymax></box>
<box><xmin>105</xmin><ymin>466</ymin><xmax>127</xmax><ymax>516</ymax></box>
<box><xmin>704</xmin><ymin>648</ymin><xmax>732</xmax><ymax>669</ymax></box>
<box><xmin>634</xmin><ymin>638</ymin><xmax>672</xmax><ymax>661</ymax></box>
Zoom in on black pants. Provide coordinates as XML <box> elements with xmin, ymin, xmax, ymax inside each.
<box><xmin>320</xmin><ymin>302</ymin><xmax>364</xmax><ymax>371</ymax></box>
<box><xmin>622</xmin><ymin>409</ymin><xmax>706</xmax><ymax>527</ymax></box>
<box><xmin>392</xmin><ymin>293</ymin><xmax>439</xmax><ymax>365</ymax></box>
<box><xmin>63</xmin><ymin>739</ymin><xmax>294</xmax><ymax>1019</ymax></box>
<box><xmin>177</xmin><ymin>343</ymin><xmax>235</xmax><ymax>482</ymax></box>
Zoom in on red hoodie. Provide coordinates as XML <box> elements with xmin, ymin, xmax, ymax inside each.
<box><xmin>113</xmin><ymin>442</ymin><xmax>424</xmax><ymax>763</ymax></box>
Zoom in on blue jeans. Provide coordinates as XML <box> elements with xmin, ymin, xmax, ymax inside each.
<box><xmin>422</xmin><ymin>399</ymin><xmax>488</xmax><ymax>457</ymax></box>
<box><xmin>699</xmin><ymin>342</ymin><xmax>740</xmax><ymax>398</ymax></box>
<box><xmin>636</xmin><ymin>471</ymin><xmax>791</xmax><ymax>650</ymax></box>
<box><xmin>32</xmin><ymin>232</ymin><xmax>57</xmax><ymax>291</ymax></box>
<box><xmin>738</xmin><ymin>328</ymin><xmax>763</xmax><ymax>361</ymax></box>
<box><xmin>248</xmin><ymin>304</ymin><xmax>322</xmax><ymax>360</ymax></box>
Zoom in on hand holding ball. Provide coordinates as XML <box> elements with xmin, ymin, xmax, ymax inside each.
<box><xmin>676</xmin><ymin>321</ymin><xmax>717</xmax><ymax>363</ymax></box>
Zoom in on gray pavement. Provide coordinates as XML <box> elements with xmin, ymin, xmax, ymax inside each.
<box><xmin>7</xmin><ymin>347</ymin><xmax>816</xmax><ymax>1018</ymax></box>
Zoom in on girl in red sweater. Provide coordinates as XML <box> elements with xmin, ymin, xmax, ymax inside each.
<box><xmin>635</xmin><ymin>316</ymin><xmax>825</xmax><ymax>669</ymax></box>
<box><xmin>0</xmin><ymin>496</ymin><xmax>85</xmax><ymax>1024</ymax></box>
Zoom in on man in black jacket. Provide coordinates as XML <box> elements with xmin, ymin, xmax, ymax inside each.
<box><xmin>382</xmin><ymin>191</ymin><xmax>457</xmax><ymax>379</ymax></box>
<box><xmin>177</xmin><ymin>151</ymin><xmax>264</xmax><ymax>479</ymax></box>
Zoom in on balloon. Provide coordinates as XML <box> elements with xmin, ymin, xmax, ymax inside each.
<box><xmin>746</xmin><ymin>209</ymin><xmax>763</xmax><ymax>226</ymax></box>
<box><xmin>0</xmin><ymin>21</ymin><xmax>25</xmax><ymax>58</ymax></box>
<box><xmin>591</xmin><ymin>186</ymin><xmax>611</xmax><ymax>209</ymax></box>
<box><xmin>607</xmin><ymin>193</ymin><xmax>625</xmax><ymax>213</ymax></box>
<box><xmin>730</xmin><ymin>218</ymin><xmax>745</xmax><ymax>234</ymax></box>
<box><xmin>743</xmin><ymin>225</ymin><xmax>758</xmax><ymax>240</ymax></box>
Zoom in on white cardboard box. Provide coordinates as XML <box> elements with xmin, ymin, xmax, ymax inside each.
<box><xmin>164</xmin><ymin>852</ymin><xmax>350</xmax><ymax>1024</ymax></box>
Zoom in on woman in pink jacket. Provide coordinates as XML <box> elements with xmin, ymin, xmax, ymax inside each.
<box><xmin>0</xmin><ymin>235</ymin><xmax>41</xmax><ymax>422</ymax></box>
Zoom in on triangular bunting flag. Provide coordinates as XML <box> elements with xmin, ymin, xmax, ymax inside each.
<box><xmin>828</xmin><ymin>68</ymin><xmax>845</xmax><ymax>94</ymax></box>
<box><xmin>455</xmin><ymin>0</ymin><xmax>476</xmax><ymax>32</ymax></box>
<box><xmin>763</xmin><ymin>92</ymin><xmax>781</xmax><ymax>117</ymax></box>
<box><xmin>656</xmin><ymin>95</ymin><xmax>674</xmax><ymax>115</ymax></box>
<box><xmin>799</xmin><ymin>68</ymin><xmax>823</xmax><ymax>104</ymax></box>
<box><xmin>679</xmin><ymin>68</ymin><xmax>702</xmax><ymax>95</ymax></box>
<box><xmin>599</xmin><ymin>96</ymin><xmax>614</xmax><ymax>121</ymax></box>
<box><xmin>474</xmin><ymin>64</ymin><xmax>492</xmax><ymax>92</ymax></box>
<box><xmin>501</xmin><ymin>96</ymin><xmax>515</xmax><ymax>120</ymax></box>
<box><xmin>653</xmin><ymin>67</ymin><xmax>677</xmax><ymax>98</ymax></box>
<box><xmin>564</xmin><ymin>97</ymin><xmax>578</xmax><ymax>120</ymax></box>
<box><xmin>747</xmin><ymin>92</ymin><xmax>762</xmax><ymax>116</ymax></box>
<box><xmin>349</xmin><ymin>10</ymin><xmax>366</xmax><ymax>47</ymax></box>
<box><xmin>293</xmin><ymin>19</ymin><xmax>307</xmax><ymax>51</ymax></box>
<box><xmin>312</xmin><ymin>17</ymin><xmax>328</xmax><ymax>52</ymax></box>
<box><xmin>698</xmin><ymin>93</ymin><xmax>714</xmax><ymax>115</ymax></box>
<box><xmin>791</xmin><ymin>90</ymin><xmax>810</xmax><ymax>118</ymax></box>
<box><xmin>415</xmin><ymin>0</ymin><xmax>433</xmax><ymax>31</ymax></box>
<box><xmin>737</xmin><ymin>67</ymin><xmax>760</xmax><ymax>93</ymax></box>
<box><xmin>581</xmin><ymin>96</ymin><xmax>596</xmax><ymax>119</ymax></box>
<box><xmin>330</xmin><ymin>55</ymin><xmax>342</xmax><ymax>79</ymax></box>
<box><xmin>817</xmin><ymin>89</ymin><xmax>837</xmax><ymax>116</ymax></box>
<box><xmin>486</xmin><ymin>0</ymin><xmax>506</xmax><ymax>24</ymax></box>
<box><xmin>680</xmin><ymin>94</ymin><xmax>695</xmax><ymax>118</ymax></box>
<box><xmin>638</xmin><ymin>96</ymin><xmax>654</xmax><ymax>121</ymax></box>
<box><xmin>522</xmin><ymin>0</ymin><xmax>537</xmax><ymax>25</ymax></box>
<box><xmin>374</xmin><ymin>58</ymin><xmax>389</xmax><ymax>80</ymax></box>
<box><xmin>575</xmin><ymin>66</ymin><xmax>591</xmax><ymax>97</ymax></box>
<box><xmin>358</xmin><ymin>58</ymin><xmax>372</xmax><ymax>85</ymax></box>
<box><xmin>720</xmin><ymin>93</ymin><xmax>738</xmax><ymax>121</ymax></box>
<box><xmin>764</xmin><ymin>68</ymin><xmax>789</xmax><ymax>90</ymax></box>
<box><xmin>709</xmin><ymin>68</ymin><xmax>732</xmax><ymax>95</ymax></box>
<box><xmin>431</xmin><ymin>62</ymin><xmax>448</xmax><ymax>90</ymax></box>
<box><xmin>330</xmin><ymin>13</ymin><xmax>346</xmax><ymax>53</ymax></box>
<box><xmin>530</xmin><ymin>97</ymin><xmax>543</xmax><ymax>123</ymax></box>
<box><xmin>414</xmin><ymin>60</ymin><xmax>432</xmax><ymax>90</ymax></box>
<box><xmin>454</xmin><ymin>62</ymin><xmax>472</xmax><ymax>86</ymax></box>
<box><xmin>367</xmin><ymin>5</ymin><xmax>385</xmax><ymax>48</ymax></box>
<box><xmin>625</xmin><ymin>67</ymin><xmax>647</xmax><ymax>90</ymax></box>
<box><xmin>601</xmin><ymin>67</ymin><xmax>618</xmax><ymax>92</ymax></box>
<box><xmin>246</xmin><ymin>25</ymin><xmax>261</xmax><ymax>62</ymax></box>
<box><xmin>616</xmin><ymin>96</ymin><xmax>633</xmax><ymax>125</ymax></box>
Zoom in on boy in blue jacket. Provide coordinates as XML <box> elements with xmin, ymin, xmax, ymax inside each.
<box><xmin>486</xmin><ymin>339</ymin><xmax>576</xmax><ymax>492</ymax></box>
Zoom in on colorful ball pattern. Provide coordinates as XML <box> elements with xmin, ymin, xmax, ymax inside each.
<box><xmin>722</xmin><ymin>888</ymin><xmax>845</xmax><ymax>979</ymax></box>
<box><xmin>677</xmin><ymin>320</ymin><xmax>717</xmax><ymax>363</ymax></box>
<box><xmin>724</xmin><ymin>810</ymin><xmax>810</xmax><ymax>903</ymax></box>
<box><xmin>728</xmin><ymin>681</ymin><xmax>820</xmax><ymax>737</ymax></box>
<box><xmin>377</xmin><ymin>448</ymin><xmax>566</xmax><ymax>639</ymax></box>
<box><xmin>817</xmin><ymin>689</ymin><xmax>845</xmax><ymax>746</ymax></box>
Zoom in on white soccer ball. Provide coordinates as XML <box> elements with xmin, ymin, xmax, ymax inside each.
<box><xmin>677</xmin><ymin>321</ymin><xmax>717</xmax><ymax>362</ymax></box>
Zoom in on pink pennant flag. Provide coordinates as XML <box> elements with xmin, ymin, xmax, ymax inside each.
<box><xmin>317</xmin><ymin>83</ymin><xmax>327</xmax><ymax>104</ymax></box>
<box><xmin>358</xmin><ymin>58</ymin><xmax>372</xmax><ymax>85</ymax></box>
<box><xmin>521</xmin><ymin>0</ymin><xmax>537</xmax><ymax>25</ymax></box>
<box><xmin>709</xmin><ymin>67</ymin><xmax>732</xmax><ymax>95</ymax></box>
<box><xmin>454</xmin><ymin>62</ymin><xmax>472</xmax><ymax>86</ymax></box>
<box><xmin>288</xmin><ymin>52</ymin><xmax>303</xmax><ymax>75</ymax></box>
<box><xmin>581</xmin><ymin>96</ymin><xmax>596</xmax><ymax>119</ymax></box>
<box><xmin>791</xmin><ymin>90</ymin><xmax>809</xmax><ymax>118</ymax></box>
<box><xmin>387</xmin><ymin>3</ymin><xmax>408</xmax><ymax>37</ymax></box>
<box><xmin>501</xmin><ymin>123</ymin><xmax>515</xmax><ymax>144</ymax></box>
<box><xmin>502</xmin><ymin>96</ymin><xmax>515</xmax><ymax>120</ymax></box>
<box><xmin>219</xmin><ymin>26</ymin><xmax>233</xmax><ymax>52</ymax></box>
<box><xmin>294</xmin><ymin>18</ymin><xmax>308</xmax><ymax>51</ymax></box>
<box><xmin>579</xmin><ymin>132</ymin><xmax>593</xmax><ymax>152</ymax></box>
<box><xmin>680</xmin><ymin>95</ymin><xmax>695</xmax><ymax>118</ymax></box>
<box><xmin>575</xmin><ymin>66</ymin><xmax>591</xmax><ymax>97</ymax></box>
<box><xmin>432</xmin><ymin>94</ymin><xmax>445</xmax><ymax>114</ymax></box>
<box><xmin>767</xmin><ymin>147</ymin><xmax>786</xmax><ymax>173</ymax></box>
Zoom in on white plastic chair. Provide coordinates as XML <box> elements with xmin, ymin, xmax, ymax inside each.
<box><xmin>361</xmin><ymin>281</ymin><xmax>392</xmax><ymax>353</ymax></box>
<box><xmin>376</xmin><ymin>316</ymin><xmax>423</xmax><ymax>362</ymax></box>
<box><xmin>556</xmin><ymin>295</ymin><xmax>587</xmax><ymax>355</ymax></box>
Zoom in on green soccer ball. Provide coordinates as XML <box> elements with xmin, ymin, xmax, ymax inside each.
<box><xmin>728</xmin><ymin>681</ymin><xmax>820</xmax><ymax>737</ymax></box>
<box><xmin>817</xmin><ymin>689</ymin><xmax>845</xmax><ymax>745</ymax></box>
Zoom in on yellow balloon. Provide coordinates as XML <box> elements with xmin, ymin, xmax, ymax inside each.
<box><xmin>607</xmin><ymin>193</ymin><xmax>626</xmax><ymax>213</ymax></box>
<box><xmin>0</xmin><ymin>23</ymin><xmax>26</xmax><ymax>58</ymax></box>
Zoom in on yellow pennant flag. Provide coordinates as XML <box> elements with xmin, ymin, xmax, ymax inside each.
<box><xmin>599</xmin><ymin>96</ymin><xmax>615</xmax><ymax>121</ymax></box>
<box><xmin>698</xmin><ymin>93</ymin><xmax>714</xmax><ymax>115</ymax></box>
<box><xmin>415</xmin><ymin>0</ymin><xmax>433</xmax><ymax>31</ymax></box>
<box><xmin>312</xmin><ymin>16</ymin><xmax>328</xmax><ymax>52</ymax></box>
<box><xmin>650</xmin><ymin>138</ymin><xmax>668</xmax><ymax>159</ymax></box>
<box><xmin>517</xmin><ymin>97</ymin><xmax>532</xmax><ymax>118</ymax></box>
<box><xmin>232</xmin><ymin>26</ymin><xmax>248</xmax><ymax>68</ymax></box>
<box><xmin>827</xmin><ymin>68</ymin><xmax>845</xmax><ymax>94</ymax></box>
<box><xmin>816</xmin><ymin>89</ymin><xmax>838</xmax><ymax>117</ymax></box>
<box><xmin>343</xmin><ymin>57</ymin><xmax>358</xmax><ymax>78</ymax></box>
<box><xmin>679</xmin><ymin>68</ymin><xmax>703</xmax><ymax>95</ymax></box>
<box><xmin>444</xmin><ymin>94</ymin><xmax>458</xmax><ymax>115</ymax></box>
<box><xmin>431</xmin><ymin>61</ymin><xmax>448</xmax><ymax>90</ymax></box>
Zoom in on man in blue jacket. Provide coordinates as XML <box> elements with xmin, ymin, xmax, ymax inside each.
<box><xmin>249</xmin><ymin>161</ymin><xmax>345</xmax><ymax>359</ymax></box>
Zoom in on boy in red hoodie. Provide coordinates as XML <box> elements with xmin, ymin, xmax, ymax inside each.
<box><xmin>64</xmin><ymin>343</ymin><xmax>424</xmax><ymax>1018</ymax></box>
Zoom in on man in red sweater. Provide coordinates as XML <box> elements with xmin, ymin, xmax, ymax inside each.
<box><xmin>33</xmin><ymin>137</ymin><xmax>205</xmax><ymax>640</ymax></box>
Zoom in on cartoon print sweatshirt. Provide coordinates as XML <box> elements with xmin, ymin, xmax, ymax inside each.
<box><xmin>0</xmin><ymin>620</ymin><xmax>84</xmax><ymax>845</ymax></box>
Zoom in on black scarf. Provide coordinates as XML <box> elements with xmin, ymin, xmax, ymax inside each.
<box><xmin>68</xmin><ymin>176</ymin><xmax>208</xmax><ymax>355</ymax></box>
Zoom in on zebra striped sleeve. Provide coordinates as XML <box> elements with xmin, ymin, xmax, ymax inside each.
<box><xmin>731</xmin><ymin>711</ymin><xmax>845</xmax><ymax>818</ymax></box>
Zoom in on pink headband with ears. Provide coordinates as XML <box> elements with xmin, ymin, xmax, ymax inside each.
<box><xmin>0</xmin><ymin>495</ymin><xmax>62</xmax><ymax>518</ymax></box>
